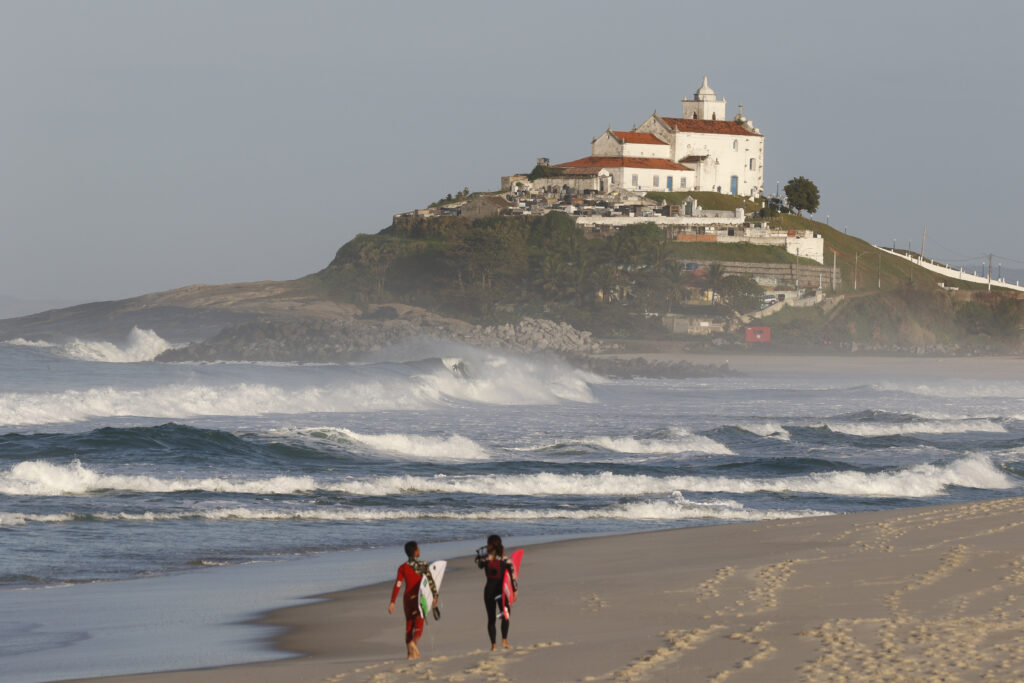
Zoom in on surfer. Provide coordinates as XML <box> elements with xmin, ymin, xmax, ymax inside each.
<box><xmin>475</xmin><ymin>534</ymin><xmax>516</xmax><ymax>650</ymax></box>
<box><xmin>388</xmin><ymin>540</ymin><xmax>429</xmax><ymax>659</ymax></box>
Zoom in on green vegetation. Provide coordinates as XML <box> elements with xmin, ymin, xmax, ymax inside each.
<box><xmin>429</xmin><ymin>187</ymin><xmax>472</xmax><ymax>207</ymax></box>
<box><xmin>784</xmin><ymin>177</ymin><xmax>820</xmax><ymax>215</ymax></box>
<box><xmin>527</xmin><ymin>164</ymin><xmax>565</xmax><ymax>181</ymax></box>
<box><xmin>308</xmin><ymin>213</ymin><xmax>768</xmax><ymax>336</ymax></box>
<box><xmin>303</xmin><ymin>208</ymin><xmax>1024</xmax><ymax>351</ymax></box>
<box><xmin>646</xmin><ymin>191</ymin><xmax>764</xmax><ymax>213</ymax></box>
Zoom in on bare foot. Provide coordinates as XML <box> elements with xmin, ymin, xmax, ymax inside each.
<box><xmin>407</xmin><ymin>641</ymin><xmax>421</xmax><ymax>659</ymax></box>
<box><xmin>490</xmin><ymin>643</ymin><xmax>497</xmax><ymax>651</ymax></box>
<box><xmin>502</xmin><ymin>639</ymin><xmax>511</xmax><ymax>649</ymax></box>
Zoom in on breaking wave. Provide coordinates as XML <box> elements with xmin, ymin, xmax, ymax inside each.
<box><xmin>59</xmin><ymin>327</ymin><xmax>174</xmax><ymax>363</ymax></box>
<box><xmin>3</xmin><ymin>454</ymin><xmax>1014</xmax><ymax>498</ymax></box>
<box><xmin>295</xmin><ymin>427</ymin><xmax>491</xmax><ymax>461</ymax></box>
<box><xmin>822</xmin><ymin>418</ymin><xmax>1007</xmax><ymax>437</ymax></box>
<box><xmin>0</xmin><ymin>352</ymin><xmax>595</xmax><ymax>426</ymax></box>
<box><xmin>736</xmin><ymin>422</ymin><xmax>791</xmax><ymax>440</ymax></box>
<box><xmin>2</xmin><ymin>338</ymin><xmax>55</xmax><ymax>348</ymax></box>
<box><xmin>584</xmin><ymin>428</ymin><xmax>733</xmax><ymax>455</ymax></box>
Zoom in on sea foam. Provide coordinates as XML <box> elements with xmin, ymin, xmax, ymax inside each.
<box><xmin>822</xmin><ymin>418</ymin><xmax>1007</xmax><ymax>437</ymax></box>
<box><xmin>584</xmin><ymin>428</ymin><xmax>733</xmax><ymax>455</ymax></box>
<box><xmin>59</xmin><ymin>327</ymin><xmax>174</xmax><ymax>363</ymax></box>
<box><xmin>9</xmin><ymin>497</ymin><xmax>825</xmax><ymax>524</ymax></box>
<box><xmin>4</xmin><ymin>454</ymin><xmax>1013</xmax><ymax>498</ymax></box>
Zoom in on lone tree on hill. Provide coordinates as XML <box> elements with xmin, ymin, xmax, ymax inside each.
<box><xmin>784</xmin><ymin>176</ymin><xmax>820</xmax><ymax>215</ymax></box>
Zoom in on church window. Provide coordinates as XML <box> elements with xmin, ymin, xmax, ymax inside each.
<box><xmin>680</xmin><ymin>177</ymin><xmax>687</xmax><ymax>188</ymax></box>
<box><xmin>712</xmin><ymin>113</ymin><xmax>717</xmax><ymax>120</ymax></box>
<box><xmin>631</xmin><ymin>174</ymin><xmax>639</xmax><ymax>187</ymax></box>
<box><xmin>749</xmin><ymin>158</ymin><xmax>756</xmax><ymax>170</ymax></box>
<box><xmin>733</xmin><ymin>140</ymin><xmax>738</xmax><ymax>150</ymax></box>
<box><xmin>653</xmin><ymin>175</ymin><xmax>660</xmax><ymax>187</ymax></box>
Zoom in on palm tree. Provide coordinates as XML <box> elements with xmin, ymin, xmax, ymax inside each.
<box><xmin>706</xmin><ymin>263</ymin><xmax>725</xmax><ymax>304</ymax></box>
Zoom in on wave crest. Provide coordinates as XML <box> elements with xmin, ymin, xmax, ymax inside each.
<box><xmin>59</xmin><ymin>327</ymin><xmax>174</xmax><ymax>363</ymax></box>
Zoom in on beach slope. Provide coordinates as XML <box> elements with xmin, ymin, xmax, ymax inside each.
<box><xmin>80</xmin><ymin>497</ymin><xmax>1024</xmax><ymax>682</ymax></box>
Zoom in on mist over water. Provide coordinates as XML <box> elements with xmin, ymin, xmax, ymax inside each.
<box><xmin>1</xmin><ymin>337</ymin><xmax>1023</xmax><ymax>593</ymax></box>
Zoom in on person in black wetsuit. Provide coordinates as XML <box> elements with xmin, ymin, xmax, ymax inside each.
<box><xmin>475</xmin><ymin>533</ymin><xmax>516</xmax><ymax>650</ymax></box>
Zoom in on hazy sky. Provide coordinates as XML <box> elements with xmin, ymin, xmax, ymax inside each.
<box><xmin>2</xmin><ymin>1</ymin><xmax>1022</xmax><ymax>305</ymax></box>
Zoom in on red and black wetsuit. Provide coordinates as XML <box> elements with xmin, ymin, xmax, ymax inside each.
<box><xmin>476</xmin><ymin>555</ymin><xmax>515</xmax><ymax>644</ymax></box>
<box><xmin>390</xmin><ymin>562</ymin><xmax>424</xmax><ymax>644</ymax></box>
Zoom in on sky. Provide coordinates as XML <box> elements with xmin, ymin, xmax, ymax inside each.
<box><xmin>2</xmin><ymin>0</ymin><xmax>1022</xmax><ymax>309</ymax></box>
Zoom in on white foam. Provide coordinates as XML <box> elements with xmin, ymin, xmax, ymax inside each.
<box><xmin>584</xmin><ymin>428</ymin><xmax>733</xmax><ymax>455</ymax></box>
<box><xmin>3</xmin><ymin>338</ymin><xmax>55</xmax><ymax>348</ymax></box>
<box><xmin>416</xmin><ymin>354</ymin><xmax>595</xmax><ymax>406</ymax></box>
<box><xmin>0</xmin><ymin>512</ymin><xmax>75</xmax><ymax>526</ymax></box>
<box><xmin>0</xmin><ymin>460</ymin><xmax>319</xmax><ymax>496</ymax></box>
<box><xmin>6</xmin><ymin>455</ymin><xmax>1011</xmax><ymax>499</ymax></box>
<box><xmin>823</xmin><ymin>419</ymin><xmax>1007</xmax><ymax>437</ymax></box>
<box><xmin>10</xmin><ymin>497</ymin><xmax>825</xmax><ymax>524</ymax></box>
<box><xmin>335</xmin><ymin>428</ymin><xmax>490</xmax><ymax>461</ymax></box>
<box><xmin>737</xmin><ymin>422</ymin><xmax>791</xmax><ymax>440</ymax></box>
<box><xmin>0</xmin><ymin>351</ymin><xmax>598</xmax><ymax>426</ymax></box>
<box><xmin>0</xmin><ymin>380</ymin><xmax>433</xmax><ymax>426</ymax></box>
<box><xmin>59</xmin><ymin>327</ymin><xmax>174</xmax><ymax>363</ymax></box>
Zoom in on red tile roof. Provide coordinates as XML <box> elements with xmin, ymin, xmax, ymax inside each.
<box><xmin>660</xmin><ymin>117</ymin><xmax>762</xmax><ymax>137</ymax></box>
<box><xmin>612</xmin><ymin>131</ymin><xmax>667</xmax><ymax>145</ymax></box>
<box><xmin>556</xmin><ymin>156</ymin><xmax>693</xmax><ymax>171</ymax></box>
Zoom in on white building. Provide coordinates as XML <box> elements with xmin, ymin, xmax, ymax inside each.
<box><xmin>553</xmin><ymin>78</ymin><xmax>764</xmax><ymax>197</ymax></box>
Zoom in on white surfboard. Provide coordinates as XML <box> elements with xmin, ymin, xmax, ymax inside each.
<box><xmin>417</xmin><ymin>560</ymin><xmax>446</xmax><ymax>619</ymax></box>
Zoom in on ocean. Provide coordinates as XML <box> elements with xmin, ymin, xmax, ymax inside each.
<box><xmin>2</xmin><ymin>329</ymin><xmax>1023</xmax><ymax>681</ymax></box>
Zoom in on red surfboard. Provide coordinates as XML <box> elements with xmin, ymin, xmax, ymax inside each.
<box><xmin>501</xmin><ymin>549</ymin><xmax>523</xmax><ymax>620</ymax></box>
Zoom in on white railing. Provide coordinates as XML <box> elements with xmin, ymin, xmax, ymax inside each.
<box><xmin>876</xmin><ymin>247</ymin><xmax>1024</xmax><ymax>292</ymax></box>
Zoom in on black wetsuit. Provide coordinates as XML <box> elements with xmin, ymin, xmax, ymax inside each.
<box><xmin>477</xmin><ymin>554</ymin><xmax>515</xmax><ymax>644</ymax></box>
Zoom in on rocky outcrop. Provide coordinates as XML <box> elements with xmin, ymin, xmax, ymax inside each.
<box><xmin>156</xmin><ymin>309</ymin><xmax>602</xmax><ymax>363</ymax></box>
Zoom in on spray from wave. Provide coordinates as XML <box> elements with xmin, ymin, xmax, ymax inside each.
<box><xmin>59</xmin><ymin>327</ymin><xmax>174</xmax><ymax>363</ymax></box>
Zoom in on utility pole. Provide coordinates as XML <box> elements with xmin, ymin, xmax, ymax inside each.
<box><xmin>832</xmin><ymin>249</ymin><xmax>837</xmax><ymax>291</ymax></box>
<box><xmin>988</xmin><ymin>253</ymin><xmax>993</xmax><ymax>291</ymax></box>
<box><xmin>920</xmin><ymin>226</ymin><xmax>926</xmax><ymax>265</ymax></box>
<box><xmin>878</xmin><ymin>252</ymin><xmax>882</xmax><ymax>289</ymax></box>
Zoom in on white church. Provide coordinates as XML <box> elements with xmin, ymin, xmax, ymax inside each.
<box><xmin>551</xmin><ymin>77</ymin><xmax>764</xmax><ymax>197</ymax></box>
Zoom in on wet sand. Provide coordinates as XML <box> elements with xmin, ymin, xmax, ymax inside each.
<box><xmin>76</xmin><ymin>496</ymin><xmax>1024</xmax><ymax>682</ymax></box>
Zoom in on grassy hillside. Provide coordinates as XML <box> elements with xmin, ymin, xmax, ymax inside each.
<box><xmin>303</xmin><ymin>210</ymin><xmax>1023</xmax><ymax>350</ymax></box>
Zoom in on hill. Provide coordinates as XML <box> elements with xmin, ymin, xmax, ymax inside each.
<box><xmin>0</xmin><ymin>207</ymin><xmax>1021</xmax><ymax>358</ymax></box>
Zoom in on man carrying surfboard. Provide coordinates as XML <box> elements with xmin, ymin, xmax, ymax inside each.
<box><xmin>387</xmin><ymin>540</ymin><xmax>437</xmax><ymax>659</ymax></box>
<box><xmin>475</xmin><ymin>534</ymin><xmax>520</xmax><ymax>650</ymax></box>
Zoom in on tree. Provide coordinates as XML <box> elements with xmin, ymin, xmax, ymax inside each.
<box><xmin>784</xmin><ymin>176</ymin><xmax>820</xmax><ymax>215</ymax></box>
<box><xmin>705</xmin><ymin>263</ymin><xmax>726</xmax><ymax>304</ymax></box>
<box><xmin>718</xmin><ymin>275</ymin><xmax>763</xmax><ymax>313</ymax></box>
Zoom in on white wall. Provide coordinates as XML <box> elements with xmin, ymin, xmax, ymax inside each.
<box><xmin>591</xmin><ymin>132</ymin><xmax>671</xmax><ymax>159</ymax></box>
<box><xmin>611</xmin><ymin>166</ymin><xmax>696</xmax><ymax>192</ymax></box>
<box><xmin>671</xmin><ymin>132</ymin><xmax>763</xmax><ymax>196</ymax></box>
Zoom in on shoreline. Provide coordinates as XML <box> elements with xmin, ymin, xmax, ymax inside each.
<box><xmin>73</xmin><ymin>496</ymin><xmax>1024</xmax><ymax>682</ymax></box>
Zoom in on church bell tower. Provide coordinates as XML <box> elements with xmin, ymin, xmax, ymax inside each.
<box><xmin>682</xmin><ymin>76</ymin><xmax>727</xmax><ymax>121</ymax></box>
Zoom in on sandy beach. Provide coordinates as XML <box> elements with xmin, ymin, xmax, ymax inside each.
<box><xmin>73</xmin><ymin>496</ymin><xmax>1024</xmax><ymax>683</ymax></box>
